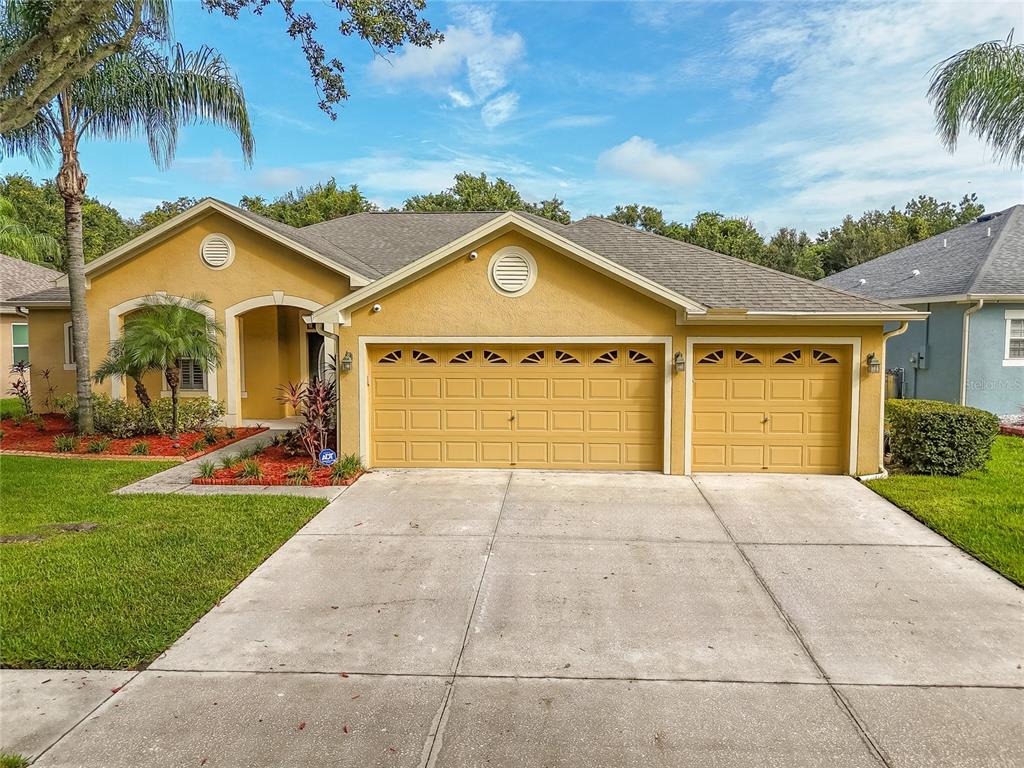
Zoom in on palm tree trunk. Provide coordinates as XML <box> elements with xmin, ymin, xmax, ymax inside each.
<box><xmin>133</xmin><ymin>378</ymin><xmax>152</xmax><ymax>408</ymax></box>
<box><xmin>164</xmin><ymin>366</ymin><xmax>181</xmax><ymax>438</ymax></box>
<box><xmin>56</xmin><ymin>101</ymin><xmax>93</xmax><ymax>434</ymax></box>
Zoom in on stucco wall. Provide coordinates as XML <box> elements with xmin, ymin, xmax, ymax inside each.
<box><xmin>965</xmin><ymin>302</ymin><xmax>1024</xmax><ymax>416</ymax></box>
<box><xmin>26</xmin><ymin>308</ymin><xmax>74</xmax><ymax>410</ymax></box>
<box><xmin>884</xmin><ymin>303</ymin><xmax>964</xmax><ymax>403</ymax></box>
<box><xmin>28</xmin><ymin>211</ymin><xmax>354</xmax><ymax>422</ymax></box>
<box><xmin>334</xmin><ymin>229</ymin><xmax>887</xmax><ymax>476</ymax></box>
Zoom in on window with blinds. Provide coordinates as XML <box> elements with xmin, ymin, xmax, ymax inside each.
<box><xmin>179</xmin><ymin>358</ymin><xmax>207</xmax><ymax>390</ymax></box>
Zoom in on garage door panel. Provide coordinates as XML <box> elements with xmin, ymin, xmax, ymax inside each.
<box><xmin>730</xmin><ymin>411</ymin><xmax>766</xmax><ymax>434</ymax></box>
<box><xmin>409</xmin><ymin>410</ymin><xmax>442</xmax><ymax>431</ymax></box>
<box><xmin>370</xmin><ymin>344</ymin><xmax>663</xmax><ymax>470</ymax></box>
<box><xmin>445</xmin><ymin>410</ymin><xmax>477</xmax><ymax>430</ymax></box>
<box><xmin>445</xmin><ymin>378</ymin><xmax>476</xmax><ymax>398</ymax></box>
<box><xmin>692</xmin><ymin>344</ymin><xmax>850</xmax><ymax>474</ymax></box>
<box><xmin>730</xmin><ymin>379</ymin><xmax>766</xmax><ymax>400</ymax></box>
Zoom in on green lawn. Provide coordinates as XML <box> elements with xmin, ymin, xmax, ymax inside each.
<box><xmin>0</xmin><ymin>398</ymin><xmax>25</xmax><ymax>419</ymax></box>
<box><xmin>0</xmin><ymin>456</ymin><xmax>326</xmax><ymax>669</ymax></box>
<box><xmin>867</xmin><ymin>436</ymin><xmax>1024</xmax><ymax>586</ymax></box>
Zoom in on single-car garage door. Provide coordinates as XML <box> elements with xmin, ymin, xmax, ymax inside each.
<box><xmin>369</xmin><ymin>343</ymin><xmax>663</xmax><ymax>470</ymax></box>
<box><xmin>691</xmin><ymin>343</ymin><xmax>851</xmax><ymax>474</ymax></box>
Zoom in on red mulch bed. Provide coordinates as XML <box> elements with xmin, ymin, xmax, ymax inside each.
<box><xmin>1001</xmin><ymin>424</ymin><xmax>1024</xmax><ymax>438</ymax></box>
<box><xmin>0</xmin><ymin>413</ymin><xmax>264</xmax><ymax>459</ymax></box>
<box><xmin>192</xmin><ymin>444</ymin><xmax>362</xmax><ymax>486</ymax></box>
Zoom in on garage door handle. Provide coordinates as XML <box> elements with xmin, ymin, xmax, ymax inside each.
<box><xmin>509</xmin><ymin>414</ymin><xmax>516</xmax><ymax>421</ymax></box>
<box><xmin>762</xmin><ymin>416</ymin><xmax>770</xmax><ymax>424</ymax></box>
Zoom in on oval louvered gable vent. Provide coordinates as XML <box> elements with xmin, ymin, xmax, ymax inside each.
<box><xmin>200</xmin><ymin>234</ymin><xmax>234</xmax><ymax>269</ymax></box>
<box><xmin>488</xmin><ymin>248</ymin><xmax>536</xmax><ymax>296</ymax></box>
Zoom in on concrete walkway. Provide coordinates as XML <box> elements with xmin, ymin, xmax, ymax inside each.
<box><xmin>16</xmin><ymin>472</ymin><xmax>1024</xmax><ymax>767</ymax></box>
<box><xmin>114</xmin><ymin>429</ymin><xmax>346</xmax><ymax>499</ymax></box>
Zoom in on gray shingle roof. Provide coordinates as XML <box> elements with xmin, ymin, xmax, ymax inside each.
<box><xmin>553</xmin><ymin>217</ymin><xmax>904</xmax><ymax>313</ymax></box>
<box><xmin>819</xmin><ymin>204</ymin><xmax>1024</xmax><ymax>300</ymax></box>
<box><xmin>5</xmin><ymin>285</ymin><xmax>71</xmax><ymax>305</ymax></box>
<box><xmin>215</xmin><ymin>201</ymin><xmax>381</xmax><ymax>280</ymax></box>
<box><xmin>303</xmin><ymin>211</ymin><xmax>507</xmax><ymax>276</ymax></box>
<box><xmin>0</xmin><ymin>254</ymin><xmax>63</xmax><ymax>305</ymax></box>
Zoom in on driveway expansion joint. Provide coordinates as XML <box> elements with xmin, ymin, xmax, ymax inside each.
<box><xmin>692</xmin><ymin>480</ymin><xmax>896</xmax><ymax>768</ymax></box>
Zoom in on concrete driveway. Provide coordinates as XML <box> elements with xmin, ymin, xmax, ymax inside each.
<box><xmin>31</xmin><ymin>471</ymin><xmax>1024</xmax><ymax>767</ymax></box>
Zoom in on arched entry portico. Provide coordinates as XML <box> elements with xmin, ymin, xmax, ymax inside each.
<box><xmin>224</xmin><ymin>292</ymin><xmax>334</xmax><ymax>426</ymax></box>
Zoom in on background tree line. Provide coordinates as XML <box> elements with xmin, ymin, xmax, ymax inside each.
<box><xmin>2</xmin><ymin>170</ymin><xmax>985</xmax><ymax>280</ymax></box>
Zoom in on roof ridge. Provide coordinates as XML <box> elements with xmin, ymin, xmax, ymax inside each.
<box><xmin>574</xmin><ymin>216</ymin><xmax>907</xmax><ymax>312</ymax></box>
<box><xmin>966</xmin><ymin>204</ymin><xmax>1022</xmax><ymax>294</ymax></box>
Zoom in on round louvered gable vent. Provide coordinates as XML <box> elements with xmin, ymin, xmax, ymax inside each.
<box><xmin>200</xmin><ymin>234</ymin><xmax>234</xmax><ymax>269</ymax></box>
<box><xmin>488</xmin><ymin>247</ymin><xmax>537</xmax><ymax>296</ymax></box>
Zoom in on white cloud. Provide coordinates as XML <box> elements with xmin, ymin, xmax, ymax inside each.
<box><xmin>693</xmin><ymin>0</ymin><xmax>1023</xmax><ymax>232</ymax></box>
<box><xmin>481</xmin><ymin>92</ymin><xmax>519</xmax><ymax>128</ymax></box>
<box><xmin>597</xmin><ymin>136</ymin><xmax>700</xmax><ymax>188</ymax></box>
<box><xmin>369</xmin><ymin>4</ymin><xmax>524</xmax><ymax>127</ymax></box>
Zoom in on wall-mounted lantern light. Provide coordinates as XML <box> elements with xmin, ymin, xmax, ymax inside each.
<box><xmin>340</xmin><ymin>351</ymin><xmax>353</xmax><ymax>373</ymax></box>
<box><xmin>673</xmin><ymin>352</ymin><xmax>685</xmax><ymax>372</ymax></box>
<box><xmin>865</xmin><ymin>352</ymin><xmax>881</xmax><ymax>374</ymax></box>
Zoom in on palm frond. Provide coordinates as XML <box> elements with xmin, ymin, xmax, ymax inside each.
<box><xmin>77</xmin><ymin>43</ymin><xmax>253</xmax><ymax>168</ymax></box>
<box><xmin>119</xmin><ymin>294</ymin><xmax>224</xmax><ymax>372</ymax></box>
<box><xmin>929</xmin><ymin>30</ymin><xmax>1024</xmax><ymax>166</ymax></box>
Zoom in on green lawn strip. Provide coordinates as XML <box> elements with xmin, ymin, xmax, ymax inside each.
<box><xmin>0</xmin><ymin>456</ymin><xmax>326</xmax><ymax>669</ymax></box>
<box><xmin>866</xmin><ymin>436</ymin><xmax>1024</xmax><ymax>587</ymax></box>
<box><xmin>0</xmin><ymin>398</ymin><xmax>25</xmax><ymax>419</ymax></box>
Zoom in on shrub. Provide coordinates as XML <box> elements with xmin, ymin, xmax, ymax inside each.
<box><xmin>276</xmin><ymin>378</ymin><xmax>337</xmax><ymax>463</ymax></box>
<box><xmin>198</xmin><ymin>461</ymin><xmax>216</xmax><ymax>478</ymax></box>
<box><xmin>203</xmin><ymin>428</ymin><xmax>218</xmax><ymax>445</ymax></box>
<box><xmin>129</xmin><ymin>441</ymin><xmax>149</xmax><ymax>455</ymax></box>
<box><xmin>219</xmin><ymin>453</ymin><xmax>238</xmax><ymax>471</ymax></box>
<box><xmin>331</xmin><ymin>452</ymin><xmax>364</xmax><ymax>481</ymax></box>
<box><xmin>31</xmin><ymin>414</ymin><xmax>45</xmax><ymax>432</ymax></box>
<box><xmin>86</xmin><ymin>437</ymin><xmax>112</xmax><ymax>454</ymax></box>
<box><xmin>52</xmin><ymin>394</ymin><xmax>226</xmax><ymax>438</ymax></box>
<box><xmin>7</xmin><ymin>360</ymin><xmax>32</xmax><ymax>415</ymax></box>
<box><xmin>225</xmin><ymin>428</ymin><xmax>236</xmax><ymax>439</ymax></box>
<box><xmin>237</xmin><ymin>459</ymin><xmax>263</xmax><ymax>480</ymax></box>
<box><xmin>189</xmin><ymin>438</ymin><xmax>206</xmax><ymax>454</ymax></box>
<box><xmin>0</xmin><ymin>429</ymin><xmax>4</xmax><ymax>441</ymax></box>
<box><xmin>887</xmin><ymin>399</ymin><xmax>1000</xmax><ymax>475</ymax></box>
<box><xmin>53</xmin><ymin>434</ymin><xmax>77</xmax><ymax>452</ymax></box>
<box><xmin>286</xmin><ymin>464</ymin><xmax>312</xmax><ymax>485</ymax></box>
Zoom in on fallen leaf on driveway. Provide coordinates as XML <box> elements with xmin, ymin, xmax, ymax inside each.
<box><xmin>298</xmin><ymin>722</ymin><xmax>306</xmax><ymax>730</ymax></box>
<box><xmin>110</xmin><ymin>687</ymin><xmax>122</xmax><ymax>694</ymax></box>
<box><xmin>343</xmin><ymin>724</ymin><xmax>349</xmax><ymax>734</ymax></box>
<box><xmin>340</xmin><ymin>672</ymin><xmax>349</xmax><ymax>678</ymax></box>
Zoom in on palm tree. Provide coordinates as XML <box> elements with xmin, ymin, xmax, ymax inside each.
<box><xmin>118</xmin><ymin>295</ymin><xmax>223</xmax><ymax>438</ymax></box>
<box><xmin>0</xmin><ymin>194</ymin><xmax>61</xmax><ymax>264</ymax></box>
<box><xmin>929</xmin><ymin>30</ymin><xmax>1024</xmax><ymax>167</ymax></box>
<box><xmin>1</xmin><ymin>3</ymin><xmax>253</xmax><ymax>434</ymax></box>
<box><xmin>93</xmin><ymin>338</ymin><xmax>158</xmax><ymax>410</ymax></box>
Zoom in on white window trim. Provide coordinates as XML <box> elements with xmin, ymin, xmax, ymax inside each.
<box><xmin>1003</xmin><ymin>310</ymin><xmax>1024</xmax><ymax>367</ymax></box>
<box><xmin>63</xmin><ymin>321</ymin><xmax>76</xmax><ymax>370</ymax></box>
<box><xmin>11</xmin><ymin>322</ymin><xmax>28</xmax><ymax>364</ymax></box>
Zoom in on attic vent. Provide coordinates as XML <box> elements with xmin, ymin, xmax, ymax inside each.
<box><xmin>200</xmin><ymin>234</ymin><xmax>234</xmax><ymax>269</ymax></box>
<box><xmin>488</xmin><ymin>247</ymin><xmax>537</xmax><ymax>296</ymax></box>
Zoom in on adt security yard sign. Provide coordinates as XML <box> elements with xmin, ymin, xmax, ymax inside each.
<box><xmin>318</xmin><ymin>449</ymin><xmax>338</xmax><ymax>466</ymax></box>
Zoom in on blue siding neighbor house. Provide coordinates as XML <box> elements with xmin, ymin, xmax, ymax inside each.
<box><xmin>821</xmin><ymin>205</ymin><xmax>1024</xmax><ymax>418</ymax></box>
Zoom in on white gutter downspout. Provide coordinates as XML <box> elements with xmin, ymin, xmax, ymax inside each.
<box><xmin>960</xmin><ymin>299</ymin><xmax>984</xmax><ymax>405</ymax></box>
<box><xmin>861</xmin><ymin>321</ymin><xmax>911</xmax><ymax>481</ymax></box>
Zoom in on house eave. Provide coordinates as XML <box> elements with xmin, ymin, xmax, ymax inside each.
<box><xmin>683</xmin><ymin>310</ymin><xmax>930</xmax><ymax>325</ymax></box>
<box><xmin>77</xmin><ymin>199</ymin><xmax>373</xmax><ymax>287</ymax></box>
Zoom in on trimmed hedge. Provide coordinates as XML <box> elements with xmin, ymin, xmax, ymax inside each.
<box><xmin>886</xmin><ymin>399</ymin><xmax>999</xmax><ymax>476</ymax></box>
<box><xmin>54</xmin><ymin>393</ymin><xmax>226</xmax><ymax>437</ymax></box>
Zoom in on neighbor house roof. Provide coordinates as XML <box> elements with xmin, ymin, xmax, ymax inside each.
<box><xmin>0</xmin><ymin>254</ymin><xmax>64</xmax><ymax>310</ymax></box>
<box><xmin>819</xmin><ymin>204</ymin><xmax>1024</xmax><ymax>301</ymax></box>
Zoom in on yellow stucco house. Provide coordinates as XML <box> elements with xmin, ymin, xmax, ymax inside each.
<box><xmin>12</xmin><ymin>199</ymin><xmax>925</xmax><ymax>476</ymax></box>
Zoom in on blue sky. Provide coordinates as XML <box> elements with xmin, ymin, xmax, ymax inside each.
<box><xmin>5</xmin><ymin>0</ymin><xmax>1022</xmax><ymax>234</ymax></box>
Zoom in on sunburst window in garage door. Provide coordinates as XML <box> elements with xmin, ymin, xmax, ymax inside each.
<box><xmin>593</xmin><ymin>349</ymin><xmax>619</xmax><ymax>364</ymax></box>
<box><xmin>412</xmin><ymin>349</ymin><xmax>437</xmax><ymax>364</ymax></box>
<box><xmin>697</xmin><ymin>349</ymin><xmax>725</xmax><ymax>365</ymax></box>
<box><xmin>449</xmin><ymin>349</ymin><xmax>473</xmax><ymax>364</ymax></box>
<box><xmin>520</xmin><ymin>349</ymin><xmax>545</xmax><ymax>364</ymax></box>
<box><xmin>734</xmin><ymin>349</ymin><xmax>763</xmax><ymax>365</ymax></box>
<box><xmin>378</xmin><ymin>349</ymin><xmax>402</xmax><ymax>364</ymax></box>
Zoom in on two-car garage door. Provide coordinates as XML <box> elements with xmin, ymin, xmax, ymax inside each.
<box><xmin>369</xmin><ymin>344</ymin><xmax>664</xmax><ymax>470</ymax></box>
<box><xmin>366</xmin><ymin>341</ymin><xmax>852</xmax><ymax>474</ymax></box>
